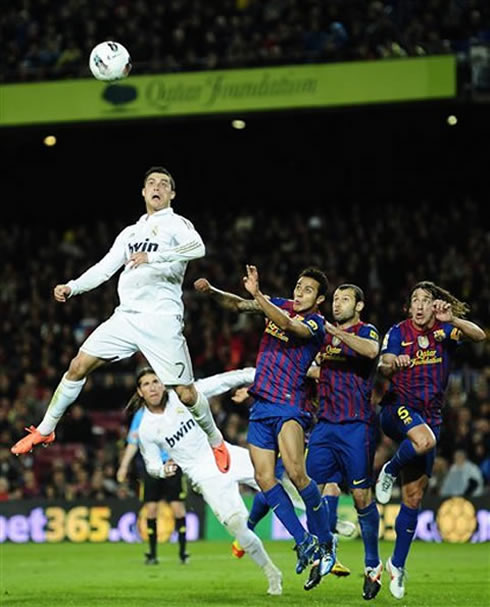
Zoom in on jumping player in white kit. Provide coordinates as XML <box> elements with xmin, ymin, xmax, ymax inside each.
<box><xmin>134</xmin><ymin>366</ymin><xmax>283</xmax><ymax>596</ymax></box>
<box><xmin>11</xmin><ymin>166</ymin><xmax>230</xmax><ymax>472</ymax></box>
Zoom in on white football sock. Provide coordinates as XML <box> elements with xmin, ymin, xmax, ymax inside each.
<box><xmin>228</xmin><ymin>515</ymin><xmax>271</xmax><ymax>568</ymax></box>
<box><xmin>37</xmin><ymin>374</ymin><xmax>86</xmax><ymax>435</ymax></box>
<box><xmin>187</xmin><ymin>390</ymin><xmax>223</xmax><ymax>447</ymax></box>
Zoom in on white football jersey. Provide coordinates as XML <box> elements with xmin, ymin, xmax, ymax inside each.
<box><xmin>138</xmin><ymin>390</ymin><xmax>222</xmax><ymax>483</ymax></box>
<box><xmin>138</xmin><ymin>389</ymin><xmax>257</xmax><ymax>489</ymax></box>
<box><xmin>66</xmin><ymin>207</ymin><xmax>204</xmax><ymax>315</ymax></box>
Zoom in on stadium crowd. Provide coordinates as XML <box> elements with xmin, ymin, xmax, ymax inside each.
<box><xmin>0</xmin><ymin>198</ymin><xmax>488</xmax><ymax>501</ymax></box>
<box><xmin>1</xmin><ymin>0</ymin><xmax>489</xmax><ymax>83</ymax></box>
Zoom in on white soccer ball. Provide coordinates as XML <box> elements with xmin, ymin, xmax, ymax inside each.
<box><xmin>89</xmin><ymin>41</ymin><xmax>132</xmax><ymax>81</ymax></box>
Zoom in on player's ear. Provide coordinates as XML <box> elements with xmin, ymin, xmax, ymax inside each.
<box><xmin>316</xmin><ymin>294</ymin><xmax>325</xmax><ymax>306</ymax></box>
<box><xmin>356</xmin><ymin>301</ymin><xmax>365</xmax><ymax>313</ymax></box>
<box><xmin>137</xmin><ymin>386</ymin><xmax>143</xmax><ymax>398</ymax></box>
<box><xmin>170</xmin><ymin>190</ymin><xmax>176</xmax><ymax>200</ymax></box>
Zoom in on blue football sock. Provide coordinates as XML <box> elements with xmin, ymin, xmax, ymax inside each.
<box><xmin>386</xmin><ymin>439</ymin><xmax>417</xmax><ymax>477</ymax></box>
<box><xmin>247</xmin><ymin>491</ymin><xmax>270</xmax><ymax>530</ymax></box>
<box><xmin>392</xmin><ymin>503</ymin><xmax>419</xmax><ymax>568</ymax></box>
<box><xmin>324</xmin><ymin>495</ymin><xmax>339</xmax><ymax>533</ymax></box>
<box><xmin>357</xmin><ymin>501</ymin><xmax>380</xmax><ymax>568</ymax></box>
<box><xmin>299</xmin><ymin>481</ymin><xmax>332</xmax><ymax>544</ymax></box>
<box><xmin>262</xmin><ymin>483</ymin><xmax>306</xmax><ymax>544</ymax></box>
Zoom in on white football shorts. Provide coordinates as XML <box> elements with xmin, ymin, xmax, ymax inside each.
<box><xmin>80</xmin><ymin>309</ymin><xmax>194</xmax><ymax>385</ymax></box>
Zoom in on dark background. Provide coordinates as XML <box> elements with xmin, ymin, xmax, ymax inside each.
<box><xmin>1</xmin><ymin>98</ymin><xmax>488</xmax><ymax>227</ymax></box>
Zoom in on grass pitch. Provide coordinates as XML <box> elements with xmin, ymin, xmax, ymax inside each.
<box><xmin>1</xmin><ymin>540</ymin><xmax>488</xmax><ymax>607</ymax></box>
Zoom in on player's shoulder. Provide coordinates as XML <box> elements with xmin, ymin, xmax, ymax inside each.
<box><xmin>168</xmin><ymin>209</ymin><xmax>197</xmax><ymax>231</ymax></box>
<box><xmin>359</xmin><ymin>321</ymin><xmax>380</xmax><ymax>337</ymax></box>
<box><xmin>117</xmin><ymin>221</ymin><xmax>139</xmax><ymax>238</ymax></box>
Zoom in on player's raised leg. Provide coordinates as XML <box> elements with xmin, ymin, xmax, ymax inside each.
<box><xmin>376</xmin><ymin>423</ymin><xmax>436</xmax><ymax>504</ymax></box>
<box><xmin>11</xmin><ymin>351</ymin><xmax>104</xmax><ymax>455</ymax></box>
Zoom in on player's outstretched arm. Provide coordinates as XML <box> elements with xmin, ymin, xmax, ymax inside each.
<box><xmin>195</xmin><ymin>368</ymin><xmax>256</xmax><ymax>399</ymax></box>
<box><xmin>194</xmin><ymin>277</ymin><xmax>262</xmax><ymax>313</ymax></box>
<box><xmin>243</xmin><ymin>265</ymin><xmax>313</xmax><ymax>339</ymax></box>
<box><xmin>64</xmin><ymin>230</ymin><xmax>127</xmax><ymax>297</ymax></box>
<box><xmin>324</xmin><ymin>321</ymin><xmax>380</xmax><ymax>359</ymax></box>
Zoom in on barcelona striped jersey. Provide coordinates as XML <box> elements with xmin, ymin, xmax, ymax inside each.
<box><xmin>380</xmin><ymin>318</ymin><xmax>461</xmax><ymax>426</ymax></box>
<box><xmin>248</xmin><ymin>297</ymin><xmax>325</xmax><ymax>417</ymax></box>
<box><xmin>317</xmin><ymin>321</ymin><xmax>380</xmax><ymax>423</ymax></box>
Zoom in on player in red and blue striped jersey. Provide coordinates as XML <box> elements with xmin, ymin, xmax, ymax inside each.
<box><xmin>305</xmin><ymin>284</ymin><xmax>382</xmax><ymax>599</ymax></box>
<box><xmin>194</xmin><ymin>266</ymin><xmax>337</xmax><ymax>581</ymax></box>
<box><xmin>376</xmin><ymin>281</ymin><xmax>486</xmax><ymax>599</ymax></box>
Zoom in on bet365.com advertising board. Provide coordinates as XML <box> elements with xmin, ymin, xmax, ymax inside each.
<box><xmin>1</xmin><ymin>495</ymin><xmax>487</xmax><ymax>544</ymax></box>
<box><xmin>0</xmin><ymin>56</ymin><xmax>455</xmax><ymax>126</ymax></box>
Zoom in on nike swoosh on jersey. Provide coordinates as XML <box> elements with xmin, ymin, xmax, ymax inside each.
<box><xmin>352</xmin><ymin>478</ymin><xmax>366</xmax><ymax>485</ymax></box>
<box><xmin>313</xmin><ymin>502</ymin><xmax>322</xmax><ymax>511</ymax></box>
<box><xmin>401</xmin><ymin>341</ymin><xmax>414</xmax><ymax>346</ymax></box>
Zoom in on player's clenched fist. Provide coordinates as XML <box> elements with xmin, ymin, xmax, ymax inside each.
<box><xmin>53</xmin><ymin>284</ymin><xmax>72</xmax><ymax>303</ymax></box>
<box><xmin>163</xmin><ymin>460</ymin><xmax>178</xmax><ymax>478</ymax></box>
<box><xmin>194</xmin><ymin>278</ymin><xmax>211</xmax><ymax>292</ymax></box>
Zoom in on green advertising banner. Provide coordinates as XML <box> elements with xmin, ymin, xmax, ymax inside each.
<box><xmin>0</xmin><ymin>56</ymin><xmax>455</xmax><ymax>127</ymax></box>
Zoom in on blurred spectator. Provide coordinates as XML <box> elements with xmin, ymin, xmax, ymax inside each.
<box><xmin>440</xmin><ymin>450</ymin><xmax>484</xmax><ymax>497</ymax></box>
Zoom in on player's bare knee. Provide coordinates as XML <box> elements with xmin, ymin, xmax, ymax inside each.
<box><xmin>66</xmin><ymin>355</ymin><xmax>89</xmax><ymax>381</ymax></box>
<box><xmin>352</xmin><ymin>488</ymin><xmax>371</xmax><ymax>510</ymax></box>
<box><xmin>413</xmin><ymin>436</ymin><xmax>436</xmax><ymax>454</ymax></box>
<box><xmin>255</xmin><ymin>472</ymin><xmax>276</xmax><ymax>492</ymax></box>
<box><xmin>146</xmin><ymin>502</ymin><xmax>158</xmax><ymax>518</ymax></box>
<box><xmin>323</xmin><ymin>482</ymin><xmax>341</xmax><ymax>497</ymax></box>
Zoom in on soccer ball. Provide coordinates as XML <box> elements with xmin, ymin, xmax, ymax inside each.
<box><xmin>89</xmin><ymin>41</ymin><xmax>132</xmax><ymax>81</ymax></box>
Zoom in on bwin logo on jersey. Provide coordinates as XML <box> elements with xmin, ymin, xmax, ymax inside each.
<box><xmin>165</xmin><ymin>418</ymin><xmax>196</xmax><ymax>448</ymax></box>
<box><xmin>128</xmin><ymin>239</ymin><xmax>159</xmax><ymax>254</ymax></box>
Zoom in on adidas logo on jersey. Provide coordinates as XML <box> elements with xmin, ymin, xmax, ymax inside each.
<box><xmin>165</xmin><ymin>418</ymin><xmax>196</xmax><ymax>448</ymax></box>
<box><xmin>128</xmin><ymin>239</ymin><xmax>159</xmax><ymax>254</ymax></box>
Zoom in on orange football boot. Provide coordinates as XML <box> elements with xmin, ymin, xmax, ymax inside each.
<box><xmin>11</xmin><ymin>426</ymin><xmax>55</xmax><ymax>455</ymax></box>
<box><xmin>212</xmin><ymin>441</ymin><xmax>230</xmax><ymax>473</ymax></box>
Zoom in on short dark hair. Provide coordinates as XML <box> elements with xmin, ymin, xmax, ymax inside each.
<box><xmin>336</xmin><ymin>283</ymin><xmax>365</xmax><ymax>303</ymax></box>
<box><xmin>299</xmin><ymin>267</ymin><xmax>329</xmax><ymax>297</ymax></box>
<box><xmin>143</xmin><ymin>166</ymin><xmax>175</xmax><ymax>190</ymax></box>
